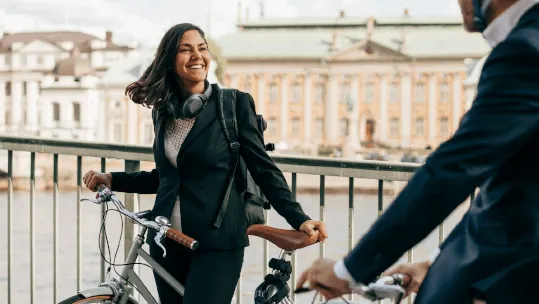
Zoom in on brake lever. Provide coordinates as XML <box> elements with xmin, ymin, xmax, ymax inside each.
<box><xmin>154</xmin><ymin>225</ymin><xmax>169</xmax><ymax>258</ymax></box>
<box><xmin>80</xmin><ymin>198</ymin><xmax>102</xmax><ymax>205</ymax></box>
<box><xmin>368</xmin><ymin>281</ymin><xmax>406</xmax><ymax>302</ymax></box>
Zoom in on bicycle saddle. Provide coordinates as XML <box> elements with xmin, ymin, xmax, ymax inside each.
<box><xmin>246</xmin><ymin>224</ymin><xmax>319</xmax><ymax>251</ymax></box>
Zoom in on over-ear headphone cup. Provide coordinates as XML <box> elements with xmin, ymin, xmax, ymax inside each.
<box><xmin>183</xmin><ymin>94</ymin><xmax>205</xmax><ymax>118</ymax></box>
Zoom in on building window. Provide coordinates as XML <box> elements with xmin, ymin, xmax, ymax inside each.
<box><xmin>36</xmin><ymin>56</ymin><xmax>43</xmax><ymax>65</ymax></box>
<box><xmin>73</xmin><ymin>102</ymin><xmax>81</xmax><ymax>123</ymax></box>
<box><xmin>389</xmin><ymin>83</ymin><xmax>399</xmax><ymax>103</ymax></box>
<box><xmin>440</xmin><ymin>117</ymin><xmax>449</xmax><ymax>136</ymax></box>
<box><xmin>269</xmin><ymin>83</ymin><xmax>278</xmax><ymax>104</ymax></box>
<box><xmin>364</xmin><ymin>83</ymin><xmax>374</xmax><ymax>103</ymax></box>
<box><xmin>267</xmin><ymin>117</ymin><xmax>277</xmax><ymax>136</ymax></box>
<box><xmin>23</xmin><ymin>81</ymin><xmax>27</xmax><ymax>96</ymax></box>
<box><xmin>291</xmin><ymin>83</ymin><xmax>301</xmax><ymax>103</ymax></box>
<box><xmin>315</xmin><ymin>118</ymin><xmax>324</xmax><ymax>136</ymax></box>
<box><xmin>340</xmin><ymin>83</ymin><xmax>351</xmax><ymax>104</ymax></box>
<box><xmin>340</xmin><ymin>118</ymin><xmax>349</xmax><ymax>136</ymax></box>
<box><xmin>113</xmin><ymin>123</ymin><xmax>122</xmax><ymax>142</ymax></box>
<box><xmin>5</xmin><ymin>81</ymin><xmax>11</xmax><ymax>96</ymax></box>
<box><xmin>114</xmin><ymin>100</ymin><xmax>121</xmax><ymax>108</ymax></box>
<box><xmin>291</xmin><ymin>117</ymin><xmax>300</xmax><ymax>136</ymax></box>
<box><xmin>144</xmin><ymin>123</ymin><xmax>153</xmax><ymax>144</ymax></box>
<box><xmin>415</xmin><ymin>83</ymin><xmax>425</xmax><ymax>102</ymax></box>
<box><xmin>315</xmin><ymin>83</ymin><xmax>325</xmax><ymax>103</ymax></box>
<box><xmin>243</xmin><ymin>77</ymin><xmax>252</xmax><ymax>94</ymax></box>
<box><xmin>415</xmin><ymin>117</ymin><xmax>424</xmax><ymax>135</ymax></box>
<box><xmin>390</xmin><ymin>118</ymin><xmax>400</xmax><ymax>136</ymax></box>
<box><xmin>440</xmin><ymin>82</ymin><xmax>450</xmax><ymax>102</ymax></box>
<box><xmin>20</xmin><ymin>55</ymin><xmax>27</xmax><ymax>66</ymax></box>
<box><xmin>52</xmin><ymin>102</ymin><xmax>60</xmax><ymax>122</ymax></box>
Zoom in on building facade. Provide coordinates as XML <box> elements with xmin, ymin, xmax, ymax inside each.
<box><xmin>218</xmin><ymin>11</ymin><xmax>491</xmax><ymax>155</ymax></box>
<box><xmin>0</xmin><ymin>30</ymin><xmax>137</xmax><ymax>138</ymax></box>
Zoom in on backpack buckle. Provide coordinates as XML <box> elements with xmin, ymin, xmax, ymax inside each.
<box><xmin>230</xmin><ymin>142</ymin><xmax>240</xmax><ymax>150</ymax></box>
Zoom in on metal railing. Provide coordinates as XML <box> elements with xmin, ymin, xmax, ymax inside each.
<box><xmin>0</xmin><ymin>135</ymin><xmax>472</xmax><ymax>304</ymax></box>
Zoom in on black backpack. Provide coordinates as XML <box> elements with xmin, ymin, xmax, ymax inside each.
<box><xmin>212</xmin><ymin>88</ymin><xmax>274</xmax><ymax>228</ymax></box>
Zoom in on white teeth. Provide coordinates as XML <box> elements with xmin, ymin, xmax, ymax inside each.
<box><xmin>189</xmin><ymin>65</ymin><xmax>202</xmax><ymax>69</ymax></box>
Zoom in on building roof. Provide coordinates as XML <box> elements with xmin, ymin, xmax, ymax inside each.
<box><xmin>219</xmin><ymin>15</ymin><xmax>491</xmax><ymax>60</ymax></box>
<box><xmin>100</xmin><ymin>50</ymin><xmax>155</xmax><ymax>86</ymax></box>
<box><xmin>0</xmin><ymin>30</ymin><xmax>133</xmax><ymax>53</ymax></box>
<box><xmin>52</xmin><ymin>48</ymin><xmax>94</xmax><ymax>77</ymax></box>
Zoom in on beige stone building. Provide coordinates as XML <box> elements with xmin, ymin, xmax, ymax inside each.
<box><xmin>217</xmin><ymin>11</ymin><xmax>491</xmax><ymax>155</ymax></box>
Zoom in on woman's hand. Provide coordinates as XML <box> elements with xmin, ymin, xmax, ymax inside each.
<box><xmin>83</xmin><ymin>170</ymin><xmax>112</xmax><ymax>192</ymax></box>
<box><xmin>299</xmin><ymin>220</ymin><xmax>328</xmax><ymax>242</ymax></box>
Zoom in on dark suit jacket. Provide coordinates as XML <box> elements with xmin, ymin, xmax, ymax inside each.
<box><xmin>343</xmin><ymin>5</ymin><xmax>539</xmax><ymax>303</ymax></box>
<box><xmin>110</xmin><ymin>84</ymin><xmax>311</xmax><ymax>251</ymax></box>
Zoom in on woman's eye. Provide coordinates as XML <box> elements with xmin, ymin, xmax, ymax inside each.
<box><xmin>179</xmin><ymin>49</ymin><xmax>190</xmax><ymax>53</ymax></box>
<box><xmin>199</xmin><ymin>47</ymin><xmax>207</xmax><ymax>51</ymax></box>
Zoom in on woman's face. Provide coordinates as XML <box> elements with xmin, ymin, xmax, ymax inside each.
<box><xmin>174</xmin><ymin>29</ymin><xmax>210</xmax><ymax>85</ymax></box>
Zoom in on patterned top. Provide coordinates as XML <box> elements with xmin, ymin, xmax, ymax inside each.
<box><xmin>164</xmin><ymin>116</ymin><xmax>196</xmax><ymax>167</ymax></box>
<box><xmin>163</xmin><ymin>116</ymin><xmax>196</xmax><ymax>231</ymax></box>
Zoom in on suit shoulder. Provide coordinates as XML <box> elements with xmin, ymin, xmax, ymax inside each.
<box><xmin>498</xmin><ymin>27</ymin><xmax>539</xmax><ymax>55</ymax></box>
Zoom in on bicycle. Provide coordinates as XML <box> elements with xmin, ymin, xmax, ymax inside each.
<box><xmin>58</xmin><ymin>185</ymin><xmax>407</xmax><ymax>304</ymax></box>
<box><xmin>249</xmin><ymin>225</ymin><xmax>408</xmax><ymax>304</ymax></box>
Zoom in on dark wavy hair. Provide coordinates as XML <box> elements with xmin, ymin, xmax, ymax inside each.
<box><xmin>125</xmin><ymin>23</ymin><xmax>207</xmax><ymax>108</ymax></box>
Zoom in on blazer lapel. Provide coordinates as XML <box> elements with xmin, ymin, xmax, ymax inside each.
<box><xmin>177</xmin><ymin>85</ymin><xmax>219</xmax><ymax>161</ymax></box>
<box><xmin>154</xmin><ymin>106</ymin><xmax>170</xmax><ymax>167</ymax></box>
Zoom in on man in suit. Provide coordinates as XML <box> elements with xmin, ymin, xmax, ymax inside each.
<box><xmin>297</xmin><ymin>0</ymin><xmax>539</xmax><ymax>302</ymax></box>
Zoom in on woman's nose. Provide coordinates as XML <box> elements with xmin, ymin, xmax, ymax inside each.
<box><xmin>191</xmin><ymin>48</ymin><xmax>202</xmax><ymax>59</ymax></box>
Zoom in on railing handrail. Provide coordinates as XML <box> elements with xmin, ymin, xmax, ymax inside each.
<box><xmin>0</xmin><ymin>135</ymin><xmax>421</xmax><ymax>181</ymax></box>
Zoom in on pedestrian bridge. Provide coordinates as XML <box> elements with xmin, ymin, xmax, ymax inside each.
<box><xmin>0</xmin><ymin>135</ymin><xmax>476</xmax><ymax>304</ymax></box>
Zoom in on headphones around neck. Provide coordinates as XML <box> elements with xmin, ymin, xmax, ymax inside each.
<box><xmin>472</xmin><ymin>0</ymin><xmax>493</xmax><ymax>32</ymax></box>
<box><xmin>166</xmin><ymin>80</ymin><xmax>213</xmax><ymax>119</ymax></box>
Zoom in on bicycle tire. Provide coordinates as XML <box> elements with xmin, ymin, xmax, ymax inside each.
<box><xmin>58</xmin><ymin>294</ymin><xmax>136</xmax><ymax>304</ymax></box>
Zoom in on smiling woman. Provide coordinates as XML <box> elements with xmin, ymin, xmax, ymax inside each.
<box><xmin>81</xmin><ymin>22</ymin><xmax>326</xmax><ymax>304</ymax></box>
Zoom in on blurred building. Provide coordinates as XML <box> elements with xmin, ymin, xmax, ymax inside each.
<box><xmin>0</xmin><ymin>30</ymin><xmax>137</xmax><ymax>140</ymax></box>
<box><xmin>217</xmin><ymin>9</ymin><xmax>491</xmax><ymax>155</ymax></box>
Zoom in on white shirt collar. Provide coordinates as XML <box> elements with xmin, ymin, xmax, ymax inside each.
<box><xmin>483</xmin><ymin>0</ymin><xmax>539</xmax><ymax>48</ymax></box>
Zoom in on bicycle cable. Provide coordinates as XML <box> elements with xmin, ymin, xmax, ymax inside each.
<box><xmin>98</xmin><ymin>203</ymin><xmax>154</xmax><ymax>296</ymax></box>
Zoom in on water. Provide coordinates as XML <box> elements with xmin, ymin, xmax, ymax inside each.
<box><xmin>0</xmin><ymin>187</ymin><xmax>468</xmax><ymax>304</ymax></box>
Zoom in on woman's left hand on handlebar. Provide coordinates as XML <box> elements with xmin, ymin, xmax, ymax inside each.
<box><xmin>299</xmin><ymin>220</ymin><xmax>328</xmax><ymax>242</ymax></box>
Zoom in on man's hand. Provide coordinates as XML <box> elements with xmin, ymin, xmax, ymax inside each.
<box><xmin>296</xmin><ymin>259</ymin><xmax>351</xmax><ymax>300</ymax></box>
<box><xmin>299</xmin><ymin>220</ymin><xmax>328</xmax><ymax>242</ymax></box>
<box><xmin>383</xmin><ymin>260</ymin><xmax>430</xmax><ymax>297</ymax></box>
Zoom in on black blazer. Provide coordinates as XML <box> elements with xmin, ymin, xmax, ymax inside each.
<box><xmin>343</xmin><ymin>5</ymin><xmax>539</xmax><ymax>303</ymax></box>
<box><xmin>110</xmin><ymin>84</ymin><xmax>311</xmax><ymax>251</ymax></box>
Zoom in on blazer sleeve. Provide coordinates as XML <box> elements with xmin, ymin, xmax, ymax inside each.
<box><xmin>342</xmin><ymin>36</ymin><xmax>539</xmax><ymax>284</ymax></box>
<box><xmin>236</xmin><ymin>91</ymin><xmax>312</xmax><ymax>230</ymax></box>
<box><xmin>109</xmin><ymin>142</ymin><xmax>160</xmax><ymax>194</ymax></box>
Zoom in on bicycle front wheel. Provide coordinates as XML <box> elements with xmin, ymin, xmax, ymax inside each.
<box><xmin>59</xmin><ymin>294</ymin><xmax>137</xmax><ymax>304</ymax></box>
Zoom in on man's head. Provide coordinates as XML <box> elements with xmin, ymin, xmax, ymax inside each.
<box><xmin>458</xmin><ymin>0</ymin><xmax>519</xmax><ymax>32</ymax></box>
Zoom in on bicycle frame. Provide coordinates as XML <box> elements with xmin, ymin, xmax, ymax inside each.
<box><xmin>81</xmin><ymin>225</ymin><xmax>184</xmax><ymax>304</ymax></box>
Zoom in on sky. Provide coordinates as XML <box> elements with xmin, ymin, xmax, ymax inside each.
<box><xmin>0</xmin><ymin>0</ymin><xmax>462</xmax><ymax>47</ymax></box>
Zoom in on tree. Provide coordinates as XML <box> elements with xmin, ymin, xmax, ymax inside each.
<box><xmin>206</xmin><ymin>37</ymin><xmax>226</xmax><ymax>84</ymax></box>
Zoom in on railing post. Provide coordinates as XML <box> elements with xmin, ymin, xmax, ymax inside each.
<box><xmin>100</xmin><ymin>158</ymin><xmax>107</xmax><ymax>282</ymax></box>
<box><xmin>7</xmin><ymin>151</ymin><xmax>13</xmax><ymax>304</ymax></box>
<box><xmin>123</xmin><ymin>160</ymin><xmax>140</xmax><ymax>263</ymax></box>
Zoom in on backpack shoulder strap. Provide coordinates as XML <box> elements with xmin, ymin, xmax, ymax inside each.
<box><xmin>213</xmin><ymin>88</ymin><xmax>241</xmax><ymax>228</ymax></box>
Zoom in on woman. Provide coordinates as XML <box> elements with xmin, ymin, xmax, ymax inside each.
<box><xmin>83</xmin><ymin>23</ymin><xmax>327</xmax><ymax>304</ymax></box>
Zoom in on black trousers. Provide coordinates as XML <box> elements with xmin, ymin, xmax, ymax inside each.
<box><xmin>149</xmin><ymin>239</ymin><xmax>244</xmax><ymax>304</ymax></box>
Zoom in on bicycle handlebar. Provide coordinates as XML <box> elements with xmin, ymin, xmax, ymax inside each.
<box><xmin>82</xmin><ymin>184</ymin><xmax>199</xmax><ymax>256</ymax></box>
<box><xmin>295</xmin><ymin>273</ymin><xmax>408</xmax><ymax>303</ymax></box>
